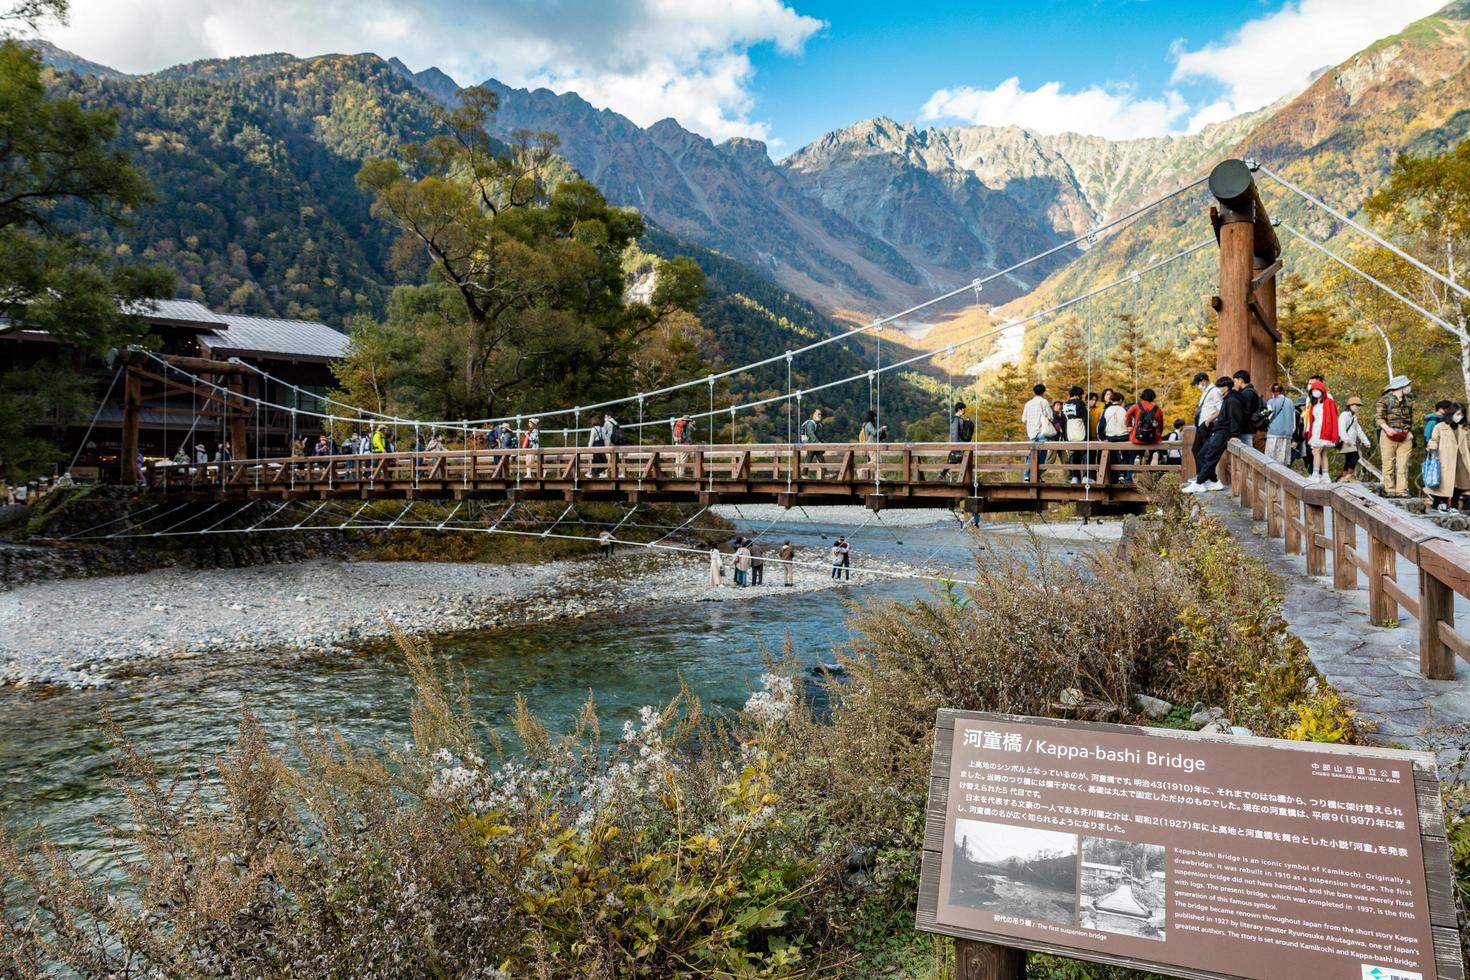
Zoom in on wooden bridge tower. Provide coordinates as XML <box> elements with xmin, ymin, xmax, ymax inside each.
<box><xmin>1208</xmin><ymin>159</ymin><xmax>1281</xmax><ymax>390</ymax></box>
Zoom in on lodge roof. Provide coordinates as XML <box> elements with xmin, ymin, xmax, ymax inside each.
<box><xmin>199</xmin><ymin>313</ymin><xmax>348</xmax><ymax>361</ymax></box>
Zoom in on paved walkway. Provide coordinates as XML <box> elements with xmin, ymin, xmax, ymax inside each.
<box><xmin>1200</xmin><ymin>493</ymin><xmax>1470</xmax><ymax>745</ymax></box>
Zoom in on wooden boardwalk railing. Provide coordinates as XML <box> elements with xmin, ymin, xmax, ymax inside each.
<box><xmin>1225</xmin><ymin>440</ymin><xmax>1470</xmax><ymax>680</ymax></box>
<box><xmin>146</xmin><ymin>441</ymin><xmax>1182</xmax><ymax>513</ymax></box>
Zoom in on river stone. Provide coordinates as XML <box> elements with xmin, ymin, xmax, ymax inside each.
<box><xmin>1134</xmin><ymin>694</ymin><xmax>1172</xmax><ymax>718</ymax></box>
<box><xmin>1059</xmin><ymin>687</ymin><xmax>1084</xmax><ymax>707</ymax></box>
<box><xmin>1229</xmin><ymin>726</ymin><xmax>1254</xmax><ymax>737</ymax></box>
<box><xmin>1189</xmin><ymin>706</ymin><xmax>1226</xmax><ymax>727</ymax></box>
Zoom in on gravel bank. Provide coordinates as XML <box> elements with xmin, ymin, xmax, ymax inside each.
<box><xmin>0</xmin><ymin>545</ymin><xmax>922</xmax><ymax>690</ymax></box>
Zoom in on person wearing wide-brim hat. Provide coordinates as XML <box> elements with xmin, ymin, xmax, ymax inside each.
<box><xmin>1374</xmin><ymin>375</ymin><xmax>1415</xmax><ymax>497</ymax></box>
<box><xmin>1338</xmin><ymin>396</ymin><xmax>1372</xmax><ymax>482</ymax></box>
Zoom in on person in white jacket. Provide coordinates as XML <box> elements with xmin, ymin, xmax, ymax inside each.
<box><xmin>1020</xmin><ymin>383</ymin><xmax>1054</xmax><ymax>482</ymax></box>
<box><xmin>1338</xmin><ymin>396</ymin><xmax>1372</xmax><ymax>482</ymax></box>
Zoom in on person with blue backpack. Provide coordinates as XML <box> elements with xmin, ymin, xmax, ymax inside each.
<box><xmin>1425</xmin><ymin>403</ymin><xmax>1470</xmax><ymax>512</ymax></box>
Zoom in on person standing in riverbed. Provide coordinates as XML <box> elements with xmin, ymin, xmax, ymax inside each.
<box><xmin>750</xmin><ymin>539</ymin><xmax>764</xmax><ymax>585</ymax></box>
<box><xmin>599</xmin><ymin>529</ymin><xmax>614</xmax><ymax>558</ymax></box>
<box><xmin>734</xmin><ymin>541</ymin><xmax>751</xmax><ymax>587</ymax></box>
<box><xmin>778</xmin><ymin>540</ymin><xmax>795</xmax><ymax>586</ymax></box>
<box><xmin>829</xmin><ymin>541</ymin><xmax>843</xmax><ymax>579</ymax></box>
<box><xmin>838</xmin><ymin>537</ymin><xmax>851</xmax><ymax>580</ymax></box>
<box><xmin>709</xmin><ymin>545</ymin><xmax>722</xmax><ymax>587</ymax></box>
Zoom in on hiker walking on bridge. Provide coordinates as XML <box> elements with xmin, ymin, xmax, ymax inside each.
<box><xmin>801</xmin><ymin>408</ymin><xmax>826</xmax><ymax>478</ymax></box>
<box><xmin>1375</xmin><ymin>376</ymin><xmax>1415</xmax><ymax>498</ymax></box>
<box><xmin>1062</xmin><ymin>387</ymin><xmax>1089</xmax><ymax>485</ymax></box>
<box><xmin>1022</xmin><ymin>383</ymin><xmax>1054</xmax><ymax>482</ymax></box>
<box><xmin>942</xmin><ymin>401</ymin><xmax>972</xmax><ymax>482</ymax></box>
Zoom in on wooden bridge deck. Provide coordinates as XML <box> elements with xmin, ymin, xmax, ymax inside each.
<box><xmin>147</xmin><ymin>441</ymin><xmax>1179</xmax><ymax>513</ymax></box>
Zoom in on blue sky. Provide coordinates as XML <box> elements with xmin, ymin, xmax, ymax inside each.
<box><xmin>749</xmin><ymin>0</ymin><xmax>1255</xmax><ymax>148</ymax></box>
<box><xmin>44</xmin><ymin>0</ymin><xmax>1447</xmax><ymax>153</ymax></box>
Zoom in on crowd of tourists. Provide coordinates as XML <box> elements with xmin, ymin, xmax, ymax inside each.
<box><xmin>708</xmin><ymin>537</ymin><xmax>805</xmax><ymax>588</ymax></box>
<box><xmin>1019</xmin><ymin>383</ymin><xmax>1172</xmax><ymax>485</ymax></box>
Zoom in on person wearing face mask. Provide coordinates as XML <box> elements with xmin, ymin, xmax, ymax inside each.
<box><xmin>1182</xmin><ymin>371</ymin><xmax>1222</xmax><ymax>491</ymax></box>
<box><xmin>1425</xmin><ymin>402</ymin><xmax>1470</xmax><ymax>513</ymax></box>
<box><xmin>1304</xmin><ymin>379</ymin><xmax>1339</xmax><ymax>483</ymax></box>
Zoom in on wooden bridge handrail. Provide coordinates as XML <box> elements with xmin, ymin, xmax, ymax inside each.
<box><xmin>1224</xmin><ymin>439</ymin><xmax>1469</xmax><ymax>680</ymax></box>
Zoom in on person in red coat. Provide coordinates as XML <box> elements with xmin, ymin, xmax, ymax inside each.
<box><xmin>1304</xmin><ymin>377</ymin><xmax>1339</xmax><ymax>483</ymax></box>
<box><xmin>1124</xmin><ymin>388</ymin><xmax>1165</xmax><ymax>482</ymax></box>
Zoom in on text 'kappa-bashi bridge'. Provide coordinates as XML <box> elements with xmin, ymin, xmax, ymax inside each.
<box><xmin>110</xmin><ymin>157</ymin><xmax>1456</xmax><ymax>517</ymax></box>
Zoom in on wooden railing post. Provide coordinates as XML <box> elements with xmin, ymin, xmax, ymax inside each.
<box><xmin>1283</xmin><ymin>489</ymin><xmax>1301</xmax><ymax>554</ymax></box>
<box><xmin>1265</xmin><ymin>475</ymin><xmax>1283</xmax><ymax>538</ymax></box>
<box><xmin>1420</xmin><ymin>569</ymin><xmax>1456</xmax><ymax>680</ymax></box>
<box><xmin>1305</xmin><ymin>499</ymin><xmax>1327</xmax><ymax>576</ymax></box>
<box><xmin>955</xmin><ymin>939</ymin><xmax>1025</xmax><ymax>980</ymax></box>
<box><xmin>1250</xmin><ymin>461</ymin><xmax>1267</xmax><ymax>521</ymax></box>
<box><xmin>1331</xmin><ymin>508</ymin><xmax>1357</xmax><ymax>591</ymax></box>
<box><xmin>1181</xmin><ymin>426</ymin><xmax>1197</xmax><ymax>483</ymax></box>
<box><xmin>1368</xmin><ymin>534</ymin><xmax>1398</xmax><ymax>625</ymax></box>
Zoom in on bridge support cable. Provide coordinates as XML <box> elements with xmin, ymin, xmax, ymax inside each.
<box><xmin>123</xmin><ymin>236</ymin><xmax>1211</xmax><ymax>485</ymax></box>
<box><xmin>55</xmin><ymin>500</ymin><xmax>166</xmax><ymax>541</ymax></box>
<box><xmin>648</xmin><ymin>505</ymin><xmax>708</xmax><ymax>547</ymax></box>
<box><xmin>613</xmin><ymin>239</ymin><xmax>1214</xmax><ymax>440</ymax></box>
<box><xmin>197</xmin><ymin>176</ymin><xmax>1210</xmax><ymax>437</ymax></box>
<box><xmin>192</xmin><ymin>501</ymin><xmax>256</xmax><ymax>536</ymax></box>
<box><xmin>105</xmin><ymin>500</ymin><xmax>195</xmax><ymax>538</ymax></box>
<box><xmin>1259</xmin><ymin>165</ymin><xmax>1470</xmax><ymax>304</ymax></box>
<box><xmin>148</xmin><ymin>501</ymin><xmax>222</xmax><ymax>538</ymax></box>
<box><xmin>1278</xmin><ymin>222</ymin><xmax>1468</xmax><ymax>340</ymax></box>
<box><xmin>65</xmin><ymin>364</ymin><xmax>123</xmax><ymax>479</ymax></box>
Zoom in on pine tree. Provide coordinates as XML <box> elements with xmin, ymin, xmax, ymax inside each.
<box><xmin>976</xmin><ymin>359</ymin><xmax>1029</xmax><ymax>441</ymax></box>
<box><xmin>1036</xmin><ymin>314</ymin><xmax>1094</xmax><ymax>396</ymax></box>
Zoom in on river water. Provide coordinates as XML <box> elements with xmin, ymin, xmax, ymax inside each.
<box><xmin>0</xmin><ymin>514</ymin><xmax>1106</xmax><ymax>869</ymax></box>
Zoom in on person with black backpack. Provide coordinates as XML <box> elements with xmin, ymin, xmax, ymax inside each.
<box><xmin>942</xmin><ymin>401</ymin><xmax>973</xmax><ymax>482</ymax></box>
<box><xmin>1125</xmin><ymin>389</ymin><xmax>1164</xmax><ymax>480</ymax></box>
<box><xmin>588</xmin><ymin>412</ymin><xmax>608</xmax><ymax>477</ymax></box>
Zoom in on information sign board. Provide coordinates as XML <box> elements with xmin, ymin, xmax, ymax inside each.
<box><xmin>917</xmin><ymin>710</ymin><xmax>1461</xmax><ymax>980</ymax></box>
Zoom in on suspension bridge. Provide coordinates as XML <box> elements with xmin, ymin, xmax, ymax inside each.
<box><xmin>46</xmin><ymin>157</ymin><xmax>1470</xmax><ymax>695</ymax></box>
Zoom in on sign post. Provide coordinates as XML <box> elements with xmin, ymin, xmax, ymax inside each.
<box><xmin>918</xmin><ymin>709</ymin><xmax>1461</xmax><ymax>980</ymax></box>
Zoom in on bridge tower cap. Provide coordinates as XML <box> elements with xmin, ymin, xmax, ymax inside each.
<box><xmin>1208</xmin><ymin>158</ymin><xmax>1256</xmax><ymax>208</ymax></box>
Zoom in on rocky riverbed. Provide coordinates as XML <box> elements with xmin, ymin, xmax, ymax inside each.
<box><xmin>0</xmin><ymin>545</ymin><xmax>925</xmax><ymax>690</ymax></box>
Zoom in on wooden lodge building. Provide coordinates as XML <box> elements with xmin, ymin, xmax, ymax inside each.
<box><xmin>3</xmin><ymin>299</ymin><xmax>347</xmax><ymax>480</ymax></box>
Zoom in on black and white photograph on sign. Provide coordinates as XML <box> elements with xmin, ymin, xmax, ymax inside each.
<box><xmin>1079</xmin><ymin>836</ymin><xmax>1166</xmax><ymax>941</ymax></box>
<box><xmin>949</xmin><ymin>819</ymin><xmax>1078</xmax><ymax>926</ymax></box>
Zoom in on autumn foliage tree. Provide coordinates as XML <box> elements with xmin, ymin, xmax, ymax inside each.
<box><xmin>352</xmin><ymin>87</ymin><xmax>706</xmax><ymax>422</ymax></box>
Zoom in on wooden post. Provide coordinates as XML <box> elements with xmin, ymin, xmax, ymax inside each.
<box><xmin>1216</xmin><ymin>214</ymin><xmax>1254</xmax><ymax>381</ymax></box>
<box><xmin>955</xmin><ymin>939</ymin><xmax>1025</xmax><ymax>980</ymax></box>
<box><xmin>1252</xmin><ymin>254</ymin><xmax>1279</xmax><ymax>392</ymax></box>
<box><xmin>118</xmin><ymin>365</ymin><xmax>141</xmax><ymax>484</ymax></box>
<box><xmin>1420</xmin><ymin>570</ymin><xmax>1456</xmax><ymax>680</ymax></box>
<box><xmin>1251</xmin><ymin>463</ymin><xmax>1267</xmax><ymax>521</ymax></box>
<box><xmin>1332</xmin><ymin>508</ymin><xmax>1357</xmax><ymax>591</ymax></box>
<box><xmin>1266</xmin><ymin>477</ymin><xmax>1283</xmax><ymax>538</ymax></box>
<box><xmin>1209</xmin><ymin>159</ymin><xmax>1280</xmax><ymax>392</ymax></box>
<box><xmin>1368</xmin><ymin>535</ymin><xmax>1399</xmax><ymax>625</ymax></box>
<box><xmin>1305</xmin><ymin>501</ymin><xmax>1327</xmax><ymax>576</ymax></box>
<box><xmin>1181</xmin><ymin>426</ymin><xmax>1197</xmax><ymax>483</ymax></box>
<box><xmin>227</xmin><ymin>376</ymin><xmax>248</xmax><ymax>461</ymax></box>
<box><xmin>1283</xmin><ymin>488</ymin><xmax>1301</xmax><ymax>553</ymax></box>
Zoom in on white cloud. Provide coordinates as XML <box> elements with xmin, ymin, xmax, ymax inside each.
<box><xmin>919</xmin><ymin>77</ymin><xmax>1188</xmax><ymax>140</ymax></box>
<box><xmin>1171</xmin><ymin>0</ymin><xmax>1445</xmax><ymax>128</ymax></box>
<box><xmin>38</xmin><ymin>0</ymin><xmax>823</xmax><ymax>145</ymax></box>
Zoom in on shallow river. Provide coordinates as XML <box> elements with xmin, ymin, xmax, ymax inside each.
<box><xmin>0</xmin><ymin>515</ymin><xmax>1099</xmax><ymax>868</ymax></box>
